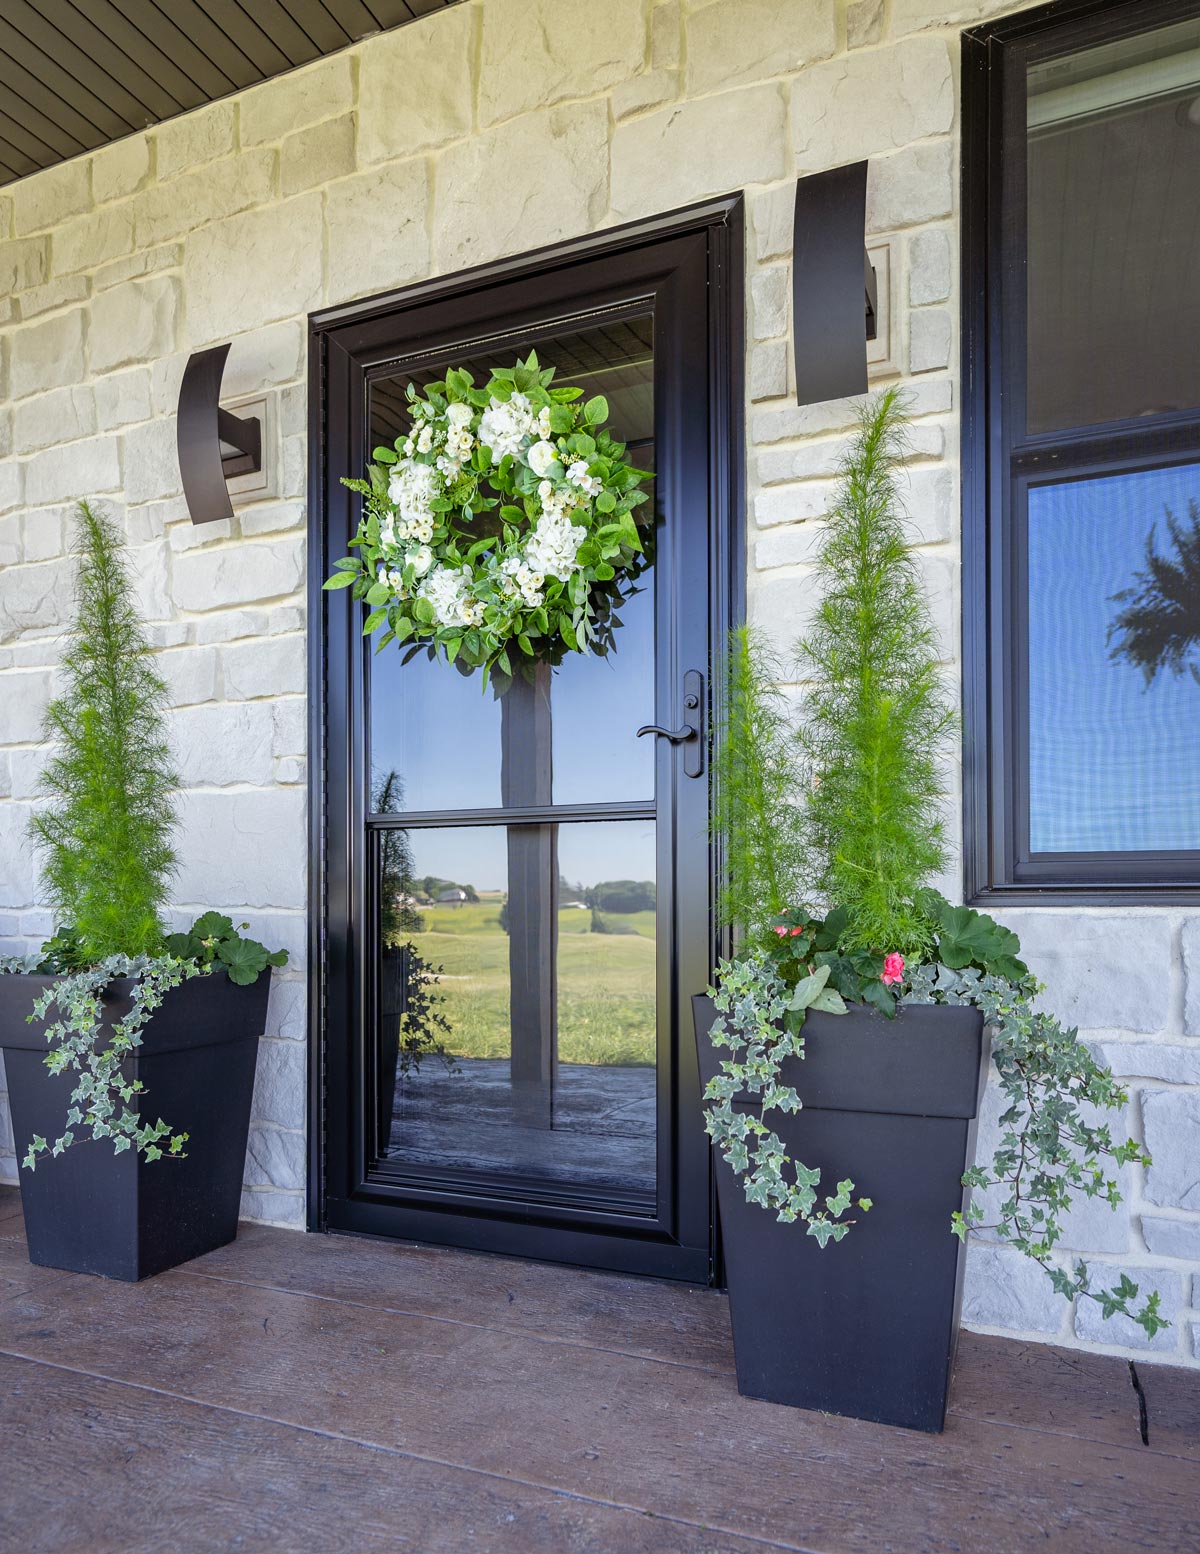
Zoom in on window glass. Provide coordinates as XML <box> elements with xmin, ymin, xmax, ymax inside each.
<box><xmin>1027</xmin><ymin>461</ymin><xmax>1200</xmax><ymax>851</ymax></box>
<box><xmin>1026</xmin><ymin>19</ymin><xmax>1200</xmax><ymax>433</ymax></box>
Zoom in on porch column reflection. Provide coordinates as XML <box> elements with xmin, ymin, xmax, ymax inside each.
<box><xmin>500</xmin><ymin>664</ymin><xmax>557</xmax><ymax>1122</ymax></box>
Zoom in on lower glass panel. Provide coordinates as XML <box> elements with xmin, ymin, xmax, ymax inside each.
<box><xmin>374</xmin><ymin>820</ymin><xmax>657</xmax><ymax>1206</ymax></box>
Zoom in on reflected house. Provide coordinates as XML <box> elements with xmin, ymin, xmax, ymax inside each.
<box><xmin>435</xmin><ymin>888</ymin><xmax>469</xmax><ymax>908</ymax></box>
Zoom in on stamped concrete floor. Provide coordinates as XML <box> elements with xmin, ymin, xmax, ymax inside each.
<box><xmin>0</xmin><ymin>1184</ymin><xmax>1196</xmax><ymax>1554</ymax></box>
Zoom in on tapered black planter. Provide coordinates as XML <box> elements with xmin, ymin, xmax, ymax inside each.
<box><xmin>0</xmin><ymin>969</ymin><xmax>268</xmax><ymax>1281</ymax></box>
<box><xmin>694</xmin><ymin>993</ymin><xmax>986</xmax><ymax>1432</ymax></box>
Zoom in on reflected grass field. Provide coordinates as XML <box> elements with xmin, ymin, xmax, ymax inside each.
<box><xmin>411</xmin><ymin>902</ymin><xmax>656</xmax><ymax>1067</ymax></box>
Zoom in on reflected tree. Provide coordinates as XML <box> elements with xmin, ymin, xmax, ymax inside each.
<box><xmin>1108</xmin><ymin>501</ymin><xmax>1200</xmax><ymax>685</ymax></box>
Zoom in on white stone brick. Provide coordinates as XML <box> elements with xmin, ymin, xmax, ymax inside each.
<box><xmin>910</xmin><ymin>308</ymin><xmax>952</xmax><ymax>373</ymax></box>
<box><xmin>239</xmin><ymin>54</ymin><xmax>355</xmax><ymax>146</ymax></box>
<box><xmin>245</xmin><ymin>1123</ymin><xmax>306</xmax><ymax>1189</ymax></box>
<box><xmin>758</xmin><ymin>435</ymin><xmax>852</xmax><ymax>485</ymax></box>
<box><xmin>866</xmin><ymin>141</ymin><xmax>954</xmax><ymax>233</ymax></box>
<box><xmin>157</xmin><ymin>644</ymin><xmax>218</xmax><ymax>708</ymax></box>
<box><xmin>962</xmin><ymin>1243</ymin><xmax>1065</xmax><ymax>1335</ymax></box>
<box><xmin>1142</xmin><ymin>1090</ymin><xmax>1200</xmax><ymax>1212</ymax></box>
<box><xmin>752</xmin><ymin>184</ymin><xmax>795</xmax><ymax>262</ymax></box>
<box><xmin>753</xmin><ymin>397</ymin><xmax>864</xmax><ymax>445</ymax></box>
<box><xmin>272</xmin><ymin>699</ymin><xmax>306</xmax><ymax>758</ymax></box>
<box><xmin>281</xmin><ymin>435</ymin><xmax>306</xmax><ymax>500</ymax></box>
<box><xmin>909</xmin><ymin>226</ymin><xmax>952</xmax><ymax>305</ymax></box>
<box><xmin>0</xmin><ymin>236</ymin><xmax>49</xmax><ymax>295</ymax></box>
<box><xmin>792</xmin><ymin>38</ymin><xmax>953</xmax><ymax>173</ymax></box>
<box><xmin>11</xmin><ymin>160</ymin><xmax>91</xmax><ymax>235</ymax></box>
<box><xmin>0</xmin><ymin>408</ymin><xmax>10</xmax><ymax>459</ymax></box>
<box><xmin>240</xmin><ymin>1187</ymin><xmax>305</xmax><ymax>1227</ymax></box>
<box><xmin>0</xmin><ymin>801</ymin><xmax>37</xmax><ymax>906</ymax></box>
<box><xmin>1183</xmin><ymin>920</ymin><xmax>1200</xmax><ymax>1035</ymax></box>
<box><xmin>25</xmin><ymin>437</ymin><xmax>121</xmax><ymax>506</ymax></box>
<box><xmin>265</xmin><ymin>974</ymin><xmax>307</xmax><ymax>1041</ymax></box>
<box><xmin>478</xmin><ymin>0</ymin><xmax>644</xmax><ymax>127</ymax></box>
<box><xmin>249</xmin><ymin>1038</ymin><xmax>307</xmax><ymax>1131</ymax></box>
<box><xmin>172</xmin><ymin>538</ymin><xmax>306</xmax><ymax>613</ymax></box>
<box><xmin>755</xmin><ymin>522</ymin><xmax>822</xmax><ymax>571</ymax></box>
<box><xmin>754</xmin><ymin>482</ymin><xmax>837</xmax><ymax>529</ymax></box>
<box><xmin>751</xmin><ymin>265</ymin><xmax>789</xmax><ymax>341</ymax></box>
<box><xmin>436</xmin><ymin>103</ymin><xmax>608</xmax><ymax>273</ymax></box>
<box><xmin>129</xmin><ymin>538</ymin><xmax>171</xmax><ymax>622</ymax></box>
<box><xmin>890</xmin><ymin>0</ymin><xmax>1016</xmax><ymax>35</ymax></box>
<box><xmin>612</xmin><ymin>85</ymin><xmax>787</xmax><ymax>221</ymax></box>
<box><xmin>169</xmin><ymin>516</ymin><xmax>232</xmax><ymax>552</ymax></box>
<box><xmin>123</xmin><ymin>417</ymin><xmax>181</xmax><ymax>506</ymax></box>
<box><xmin>223</xmin><ymin>322</ymin><xmax>306</xmax><ymax>398</ymax></box>
<box><xmin>134</xmin><ymin>151</ymin><xmax>276</xmax><ymax>248</ymax></box>
<box><xmin>847</xmin><ymin>0</ymin><xmax>884</xmax><ymax>47</ymax></box>
<box><xmin>13</xmin><ymin>387</ymin><xmax>96</xmax><ymax>456</ymax></box>
<box><xmin>172</xmin><ymin>701</ymin><xmax>275</xmax><ymax>787</ymax></box>
<box><xmin>900</xmin><ymin>464</ymin><xmax>954</xmax><ymax>545</ymax></box>
<box><xmin>93</xmin><ymin>244</ymin><xmax>180</xmax><ymax>293</ymax></box>
<box><xmin>222</xmin><ymin>634</ymin><xmax>306</xmax><ymax>699</ymax></box>
<box><xmin>238</xmin><ymin>502</ymin><xmax>305</xmax><ymax>538</ymax></box>
<box><xmin>749</xmin><ymin>340</ymin><xmax>788</xmax><ymax>402</ymax></box>
<box><xmin>0</xmin><ymin>466</ymin><xmax>20</xmax><ymax>520</ymax></box>
<box><xmin>88</xmin><ymin>275</ymin><xmax>180</xmax><ymax>376</ymax></box>
<box><xmin>652</xmin><ymin>0</ymin><xmax>681</xmax><ymax>69</ymax></box>
<box><xmin>687</xmin><ymin>0</ymin><xmax>835</xmax><ymax>94</ymax></box>
<box><xmin>15</xmin><ymin>277</ymin><xmax>89</xmax><ymax>320</ymax></box>
<box><xmin>281</xmin><ymin>115</ymin><xmax>356</xmax><ymax>197</ymax></box>
<box><xmin>1092</xmin><ymin>1042</ymin><xmax>1200</xmax><ymax>1085</ymax></box>
<box><xmin>92</xmin><ymin>134</ymin><xmax>152</xmax><ymax>204</ymax></box>
<box><xmin>126</xmin><ymin>496</ymin><xmax>187</xmax><ymax>545</ymax></box>
<box><xmin>0</xmin><ymin>670</ymin><xmax>51</xmax><ymax>743</ymax></box>
<box><xmin>185</xmin><ymin>194</ymin><xmax>323</xmax><ymax>346</ymax></box>
<box><xmin>327</xmin><ymin>163</ymin><xmax>431</xmax><ymax>307</ymax></box>
<box><xmin>612</xmin><ymin>70</ymin><xmax>679</xmax><ymax>122</ymax></box>
<box><xmin>1141</xmin><ymin>1215</ymin><xmax>1200</xmax><ymax>1262</ymax></box>
<box><xmin>275</xmin><ymin>756</ymin><xmax>304</xmax><ymax>784</ymax></box>
<box><xmin>1073</xmin><ymin>1262</ymin><xmax>1182</xmax><ymax>1352</ymax></box>
<box><xmin>155</xmin><ymin>101</ymin><xmax>236</xmax><ymax>180</ymax></box>
<box><xmin>992</xmin><ymin>914</ymin><xmax>1174</xmax><ymax>1035</ymax></box>
<box><xmin>359</xmin><ymin>5</ymin><xmax>477</xmax><ymax>162</ymax></box>
<box><xmin>175</xmin><ymin>788</ymin><xmax>307</xmax><ymax>911</ymax></box>
<box><xmin>52</xmin><ymin>204</ymin><xmax>135</xmax><ymax>276</ymax></box>
<box><xmin>9</xmin><ymin>310</ymin><xmax>85</xmax><ymax>400</ymax></box>
<box><xmin>95</xmin><ymin>369</ymin><xmax>153</xmax><ymax>432</ymax></box>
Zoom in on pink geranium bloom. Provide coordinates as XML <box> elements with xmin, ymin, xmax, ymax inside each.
<box><xmin>881</xmin><ymin>952</ymin><xmax>905</xmax><ymax>986</ymax></box>
<box><xmin>773</xmin><ymin>925</ymin><xmax>788</xmax><ymax>936</ymax></box>
<box><xmin>789</xmin><ymin>927</ymin><xmax>804</xmax><ymax>936</ymax></box>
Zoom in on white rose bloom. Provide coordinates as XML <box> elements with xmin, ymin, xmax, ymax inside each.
<box><xmin>416</xmin><ymin>425</ymin><xmax>434</xmax><ymax>454</ymax></box>
<box><xmin>446</xmin><ymin>402</ymin><xmax>473</xmax><ymax>427</ymax></box>
<box><xmin>526</xmin><ymin>440</ymin><xmax>558</xmax><ymax>478</ymax></box>
<box><xmin>409</xmin><ymin>544</ymin><xmax>434</xmax><ymax>577</ymax></box>
<box><xmin>537</xmin><ymin>406</ymin><xmax>553</xmax><ymax>437</ymax></box>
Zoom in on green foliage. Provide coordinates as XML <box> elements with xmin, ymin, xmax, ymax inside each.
<box><xmin>21</xmin><ymin>955</ymin><xmax>200</xmax><ymax>1171</ymax></box>
<box><xmin>30</xmin><ymin>501</ymin><xmax>177</xmax><ymax>961</ymax></box>
<box><xmin>163</xmin><ymin>912</ymin><xmax>287</xmax><ymax>988</ymax></box>
<box><xmin>1107</xmin><ymin>499</ymin><xmax>1200</xmax><ymax>684</ymax></box>
<box><xmin>796</xmin><ymin>390</ymin><xmax>955</xmax><ymax>955</ymax></box>
<box><xmin>712</xmin><ymin>627</ymin><xmax>806</xmax><ymax>943</ymax></box>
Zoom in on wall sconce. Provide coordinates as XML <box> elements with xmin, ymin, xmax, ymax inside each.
<box><xmin>792</xmin><ymin>160</ymin><xmax>878</xmax><ymax>407</ymax></box>
<box><xmin>177</xmin><ymin>343</ymin><xmax>264</xmax><ymax>524</ymax></box>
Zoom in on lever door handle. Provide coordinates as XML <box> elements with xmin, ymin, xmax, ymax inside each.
<box><xmin>636</xmin><ymin>670</ymin><xmax>705</xmax><ymax>779</ymax></box>
<box><xmin>636</xmin><ymin>723</ymin><xmax>695</xmax><ymax>743</ymax></box>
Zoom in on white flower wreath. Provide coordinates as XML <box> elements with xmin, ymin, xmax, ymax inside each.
<box><xmin>325</xmin><ymin>352</ymin><xmax>652</xmax><ymax>687</ymax></box>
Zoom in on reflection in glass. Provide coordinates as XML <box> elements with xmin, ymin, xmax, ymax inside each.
<box><xmin>1028</xmin><ymin>463</ymin><xmax>1200</xmax><ymax>852</ymax></box>
<box><xmin>1025</xmin><ymin>19</ymin><xmax>1200</xmax><ymax>433</ymax></box>
<box><xmin>377</xmin><ymin>821</ymin><xmax>657</xmax><ymax>1203</ymax></box>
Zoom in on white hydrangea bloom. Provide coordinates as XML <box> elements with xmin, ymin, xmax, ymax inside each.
<box><xmin>478</xmin><ymin>391</ymin><xmax>536</xmax><ymax>462</ymax></box>
<box><xmin>525</xmin><ymin>511</ymin><xmax>585</xmax><ymax>582</ymax></box>
<box><xmin>388</xmin><ymin>460</ymin><xmax>438</xmax><ymax>528</ymax></box>
<box><xmin>420</xmin><ymin>564</ymin><xmax>480</xmax><ymax>628</ymax></box>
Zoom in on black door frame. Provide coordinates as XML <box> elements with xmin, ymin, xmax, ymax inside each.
<box><xmin>306</xmin><ymin>195</ymin><xmax>745</xmax><ymax>1280</ymax></box>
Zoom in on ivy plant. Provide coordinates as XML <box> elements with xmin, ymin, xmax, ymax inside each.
<box><xmin>164</xmin><ymin>912</ymin><xmax>288</xmax><ymax>987</ymax></box>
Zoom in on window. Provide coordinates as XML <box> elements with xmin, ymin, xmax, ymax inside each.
<box><xmin>963</xmin><ymin>1</ymin><xmax>1200</xmax><ymax>900</ymax></box>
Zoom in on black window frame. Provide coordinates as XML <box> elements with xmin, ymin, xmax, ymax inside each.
<box><xmin>962</xmin><ymin>0</ymin><xmax>1200</xmax><ymax>905</ymax></box>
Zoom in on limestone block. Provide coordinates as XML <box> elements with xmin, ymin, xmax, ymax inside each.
<box><xmin>0</xmin><ymin>236</ymin><xmax>49</xmax><ymax>295</ymax></box>
<box><xmin>22</xmin><ymin>283</ymin><xmax>92</xmax><ymax>331</ymax></box>
<box><xmin>759</xmin><ymin>435</ymin><xmax>852</xmax><ymax>485</ymax></box>
<box><xmin>866</xmin><ymin>141</ymin><xmax>954</xmax><ymax>233</ymax></box>
<box><xmin>0</xmin><ymin>407</ymin><xmax>9</xmax><ymax>459</ymax></box>
<box><xmin>169</xmin><ymin>516</ymin><xmax>231</xmax><ymax>552</ymax></box>
<box><xmin>749</xmin><ymin>339</ymin><xmax>788</xmax><ymax>402</ymax></box>
<box><xmin>157</xmin><ymin>645</ymin><xmax>218</xmax><ymax>708</ymax></box>
<box><xmin>281</xmin><ymin>114</ymin><xmax>356</xmax><ymax>197</ymax></box>
<box><xmin>792</xmin><ymin>38</ymin><xmax>953</xmax><ymax>173</ymax></box>
<box><xmin>751</xmin><ymin>265</ymin><xmax>789</xmax><ymax>341</ymax></box>
<box><xmin>52</xmin><ymin>204</ymin><xmax>135</xmax><ymax>276</ymax></box>
<box><xmin>172</xmin><ymin>536</ymin><xmax>306</xmax><ymax>612</ymax></box>
<box><xmin>224</xmin><ymin>322</ymin><xmax>306</xmax><ymax>397</ymax></box>
<box><xmin>752</xmin><ymin>184</ymin><xmax>795</xmax><ymax>262</ymax></box>
<box><xmin>961</xmin><ymin>1243</ymin><xmax>1065</xmax><ymax>1334</ymax></box>
<box><xmin>244</xmin><ymin>1124</ymin><xmax>306</xmax><ymax>1190</ymax></box>
<box><xmin>134</xmin><ymin>151</ymin><xmax>276</xmax><ymax>248</ymax></box>
<box><xmin>129</xmin><ymin>538</ymin><xmax>171</xmax><ymax>622</ymax></box>
<box><xmin>612</xmin><ymin>70</ymin><xmax>679</xmax><ymax>122</ymax></box>
<box><xmin>124</xmin><ymin>417</ymin><xmax>181</xmax><ymax>506</ymax></box>
<box><xmin>848</xmin><ymin>0</ymin><xmax>884</xmax><ymax>47</ymax></box>
<box><xmin>89</xmin><ymin>275</ymin><xmax>180</xmax><ymax>376</ymax></box>
<box><xmin>265</xmin><ymin>974</ymin><xmax>307</xmax><ymax>1041</ymax></box>
<box><xmin>1183</xmin><ymin>920</ymin><xmax>1200</xmax><ymax>1035</ymax></box>
<box><xmin>990</xmin><ymin>913</ymin><xmax>1172</xmax><ymax>1034</ymax></box>
<box><xmin>26</xmin><ymin>437</ymin><xmax>121</xmax><ymax>507</ymax></box>
<box><xmin>155</xmin><ymin>101</ymin><xmax>236</xmax><ymax>180</ymax></box>
<box><xmin>478</xmin><ymin>0</ymin><xmax>645</xmax><ymax>127</ymax></box>
<box><xmin>0</xmin><ymin>464</ymin><xmax>20</xmax><ymax>519</ymax></box>
<box><xmin>175</xmin><ymin>787</ymin><xmax>307</xmax><ymax>910</ymax></box>
<box><xmin>249</xmin><ymin>1038</ymin><xmax>307</xmax><ymax>1131</ymax></box>
<box><xmin>748</xmin><ymin>569</ymin><xmax>820</xmax><ymax>661</ymax></box>
<box><xmin>222</xmin><ymin>634</ymin><xmax>307</xmax><ymax>699</ymax></box>
<box><xmin>275</xmin><ymin>756</ymin><xmax>304</xmax><ymax>784</ymax></box>
<box><xmin>890</xmin><ymin>0</ymin><xmax>1015</xmax><ymax>35</ymax></box>
<box><xmin>1141</xmin><ymin>1215</ymin><xmax>1200</xmax><ymax>1261</ymax></box>
<box><xmin>237</xmin><ymin>910</ymin><xmax>306</xmax><ymax>969</ymax></box>
<box><xmin>652</xmin><ymin>0</ymin><xmax>682</xmax><ymax>69</ymax></box>
<box><xmin>172</xmin><ymin>702</ymin><xmax>275</xmax><ymax>787</ymax></box>
<box><xmin>281</xmin><ymin>436</ymin><xmax>306</xmax><ymax>500</ymax></box>
<box><xmin>93</xmin><ymin>244</ymin><xmax>181</xmax><ymax>293</ymax></box>
<box><xmin>92</xmin><ymin>134</ymin><xmax>152</xmax><ymax>204</ymax></box>
<box><xmin>185</xmin><ymin>194</ymin><xmax>323</xmax><ymax>345</ymax></box>
<box><xmin>9</xmin><ymin>747</ymin><xmax>44</xmax><ymax>800</ymax></box>
<box><xmin>1142</xmin><ymin>1090</ymin><xmax>1200</xmax><ymax>1212</ymax></box>
<box><xmin>752</xmin><ymin>397</ymin><xmax>862</xmax><ymax>444</ymax></box>
<box><xmin>910</xmin><ymin>308</ymin><xmax>952</xmax><ymax>373</ymax></box>
<box><xmin>612</xmin><ymin>85</ymin><xmax>787</xmax><ymax>221</ymax></box>
<box><xmin>0</xmin><ymin>801</ymin><xmax>36</xmax><ymax>903</ymax></box>
<box><xmin>193</xmin><ymin>605</ymin><xmax>303</xmax><ymax>645</ymax></box>
<box><xmin>1073</xmin><ymin>1262</ymin><xmax>1181</xmax><ymax>1352</ymax></box>
<box><xmin>240</xmin><ymin>1187</ymin><xmax>305</xmax><ymax>1227</ymax></box>
<box><xmin>11</xmin><ymin>160</ymin><xmax>90</xmax><ymax>235</ymax></box>
<box><xmin>901</xmin><ymin>464</ymin><xmax>954</xmax><ymax>545</ymax></box>
<box><xmin>238</xmin><ymin>502</ymin><xmax>305</xmax><ymax>537</ymax></box>
<box><xmin>755</xmin><ymin>522</ymin><xmax>822</xmax><ymax>571</ymax></box>
<box><xmin>754</xmin><ymin>481</ymin><xmax>837</xmax><ymax>529</ymax></box>
<box><xmin>909</xmin><ymin>226</ymin><xmax>952</xmax><ymax>305</ymax></box>
<box><xmin>240</xmin><ymin>53</ymin><xmax>355</xmax><ymax>146</ymax></box>
<box><xmin>9</xmin><ymin>310</ymin><xmax>85</xmax><ymax>400</ymax></box>
<box><xmin>272</xmin><ymin>698</ymin><xmax>306</xmax><ymax>757</ymax></box>
<box><xmin>1092</xmin><ymin>1042</ymin><xmax>1200</xmax><ymax>1085</ymax></box>
<box><xmin>359</xmin><ymin>4</ymin><xmax>477</xmax><ymax>162</ymax></box>
<box><xmin>13</xmin><ymin>386</ymin><xmax>96</xmax><ymax>456</ymax></box>
<box><xmin>95</xmin><ymin>369</ymin><xmax>153</xmax><ymax>433</ymax></box>
<box><xmin>326</xmin><ymin>161</ymin><xmax>430</xmax><ymax>306</ymax></box>
<box><xmin>435</xmin><ymin>103</ymin><xmax>608</xmax><ymax>273</ymax></box>
<box><xmin>688</xmin><ymin>0</ymin><xmax>836</xmax><ymax>95</ymax></box>
<box><xmin>0</xmin><ymin>670</ymin><xmax>50</xmax><ymax>743</ymax></box>
<box><xmin>126</xmin><ymin>496</ymin><xmax>188</xmax><ymax>546</ymax></box>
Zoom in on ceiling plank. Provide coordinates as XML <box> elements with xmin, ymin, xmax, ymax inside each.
<box><xmin>0</xmin><ymin>76</ymin><xmax>89</xmax><ymax>159</ymax></box>
<box><xmin>96</xmin><ymin>0</ymin><xmax>235</xmax><ymax>102</ymax></box>
<box><xmin>0</xmin><ymin>49</ymin><xmax>109</xmax><ymax>150</ymax></box>
<box><xmin>188</xmin><ymin>0</ymin><xmax>290</xmax><ymax>80</ymax></box>
<box><xmin>228</xmin><ymin>0</ymin><xmax>324</xmax><ymax>68</ymax></box>
<box><xmin>283</xmin><ymin>0</ymin><xmax>353</xmax><ymax>52</ymax></box>
<box><xmin>0</xmin><ymin>16</ymin><xmax>137</xmax><ymax>139</ymax></box>
<box><xmin>4</xmin><ymin>0</ymin><xmax>163</xmax><ymax>127</ymax></box>
<box><xmin>21</xmin><ymin>0</ymin><xmax>184</xmax><ymax>120</ymax></box>
<box><xmin>322</xmin><ymin>0</ymin><xmax>387</xmax><ymax>38</ymax></box>
<box><xmin>363</xmin><ymin>1</ymin><xmax>419</xmax><ymax>24</ymax></box>
<box><xmin>0</xmin><ymin>101</ymin><xmax>73</xmax><ymax>169</ymax></box>
<box><xmin>0</xmin><ymin>138</ymin><xmax>41</xmax><ymax>180</ymax></box>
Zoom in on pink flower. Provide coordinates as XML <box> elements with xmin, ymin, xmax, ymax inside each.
<box><xmin>881</xmin><ymin>952</ymin><xmax>905</xmax><ymax>986</ymax></box>
<box><xmin>773</xmin><ymin>925</ymin><xmax>788</xmax><ymax>936</ymax></box>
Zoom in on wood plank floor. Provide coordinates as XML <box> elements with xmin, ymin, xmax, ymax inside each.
<box><xmin>0</xmin><ymin>1185</ymin><xmax>1196</xmax><ymax>1554</ymax></box>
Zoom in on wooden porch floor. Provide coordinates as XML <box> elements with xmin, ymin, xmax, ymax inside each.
<box><xmin>0</xmin><ymin>1185</ymin><xmax>1196</xmax><ymax>1554</ymax></box>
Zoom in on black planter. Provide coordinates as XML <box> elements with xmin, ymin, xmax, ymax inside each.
<box><xmin>0</xmin><ymin>969</ymin><xmax>269</xmax><ymax>1281</ymax></box>
<box><xmin>694</xmin><ymin>993</ymin><xmax>986</xmax><ymax>1433</ymax></box>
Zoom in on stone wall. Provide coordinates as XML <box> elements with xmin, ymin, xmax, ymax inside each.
<box><xmin>0</xmin><ymin>0</ymin><xmax>1194</xmax><ymax>1368</ymax></box>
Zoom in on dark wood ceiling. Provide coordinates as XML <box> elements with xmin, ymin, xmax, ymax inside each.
<box><xmin>0</xmin><ymin>0</ymin><xmax>462</xmax><ymax>189</ymax></box>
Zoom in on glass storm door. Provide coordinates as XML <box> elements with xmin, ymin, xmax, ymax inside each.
<box><xmin>312</xmin><ymin>203</ymin><xmax>742</xmax><ymax>1279</ymax></box>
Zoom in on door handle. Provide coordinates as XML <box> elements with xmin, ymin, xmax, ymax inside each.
<box><xmin>636</xmin><ymin>670</ymin><xmax>705</xmax><ymax>778</ymax></box>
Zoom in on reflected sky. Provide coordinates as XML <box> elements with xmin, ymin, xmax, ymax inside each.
<box><xmin>1028</xmin><ymin>461</ymin><xmax>1200</xmax><ymax>852</ymax></box>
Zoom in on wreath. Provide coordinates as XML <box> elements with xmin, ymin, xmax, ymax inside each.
<box><xmin>324</xmin><ymin>352</ymin><xmax>653</xmax><ymax>689</ymax></box>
